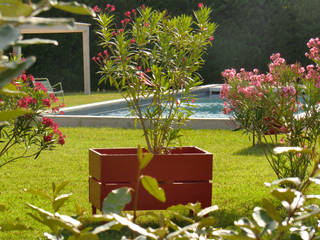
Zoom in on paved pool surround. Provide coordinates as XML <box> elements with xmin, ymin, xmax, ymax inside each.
<box><xmin>44</xmin><ymin>84</ymin><xmax>239</xmax><ymax>130</ymax></box>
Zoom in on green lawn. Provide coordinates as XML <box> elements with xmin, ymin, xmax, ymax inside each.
<box><xmin>63</xmin><ymin>91</ymin><xmax>122</xmax><ymax>107</ymax></box>
<box><xmin>0</xmin><ymin>127</ymin><xmax>277</xmax><ymax>239</ymax></box>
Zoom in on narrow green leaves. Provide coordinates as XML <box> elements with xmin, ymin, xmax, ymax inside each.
<box><xmin>141</xmin><ymin>175</ymin><xmax>166</xmax><ymax>202</ymax></box>
<box><xmin>53</xmin><ymin>193</ymin><xmax>72</xmax><ymax>212</ymax></box>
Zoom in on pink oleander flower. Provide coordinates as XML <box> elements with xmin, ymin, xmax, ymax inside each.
<box><xmin>124</xmin><ymin>11</ymin><xmax>131</xmax><ymax>17</ymax></box>
<box><xmin>34</xmin><ymin>82</ymin><xmax>47</xmax><ymax>92</ymax></box>
<box><xmin>42</xmin><ymin>98</ymin><xmax>51</xmax><ymax>107</ymax></box>
<box><xmin>58</xmin><ymin>136</ymin><xmax>65</xmax><ymax>145</ymax></box>
<box><xmin>131</xmin><ymin>38</ymin><xmax>136</xmax><ymax>44</ymax></box>
<box><xmin>44</xmin><ymin>133</ymin><xmax>53</xmax><ymax>142</ymax></box>
<box><xmin>220</xmin><ymin>84</ymin><xmax>230</xmax><ymax>99</ymax></box>
<box><xmin>42</xmin><ymin>117</ymin><xmax>54</xmax><ymax>127</ymax></box>
<box><xmin>198</xmin><ymin>3</ymin><xmax>204</xmax><ymax>8</ymax></box>
<box><xmin>93</xmin><ymin>5</ymin><xmax>101</xmax><ymax>13</ymax></box>
<box><xmin>21</xmin><ymin>73</ymin><xmax>27</xmax><ymax>83</ymax></box>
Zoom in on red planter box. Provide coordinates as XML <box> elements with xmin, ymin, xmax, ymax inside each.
<box><xmin>89</xmin><ymin>146</ymin><xmax>213</xmax><ymax>212</ymax></box>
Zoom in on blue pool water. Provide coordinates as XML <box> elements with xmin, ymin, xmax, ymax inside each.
<box><xmin>89</xmin><ymin>94</ymin><xmax>227</xmax><ymax>119</ymax></box>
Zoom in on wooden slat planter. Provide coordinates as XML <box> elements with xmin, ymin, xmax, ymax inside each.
<box><xmin>89</xmin><ymin>146</ymin><xmax>213</xmax><ymax>213</ymax></box>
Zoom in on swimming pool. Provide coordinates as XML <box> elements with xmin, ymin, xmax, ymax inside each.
<box><xmin>83</xmin><ymin>94</ymin><xmax>226</xmax><ymax>119</ymax></box>
<box><xmin>44</xmin><ymin>84</ymin><xmax>239</xmax><ymax>130</ymax></box>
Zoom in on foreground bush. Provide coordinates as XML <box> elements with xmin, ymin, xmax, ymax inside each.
<box><xmin>25</xmin><ymin>146</ymin><xmax>320</xmax><ymax>239</ymax></box>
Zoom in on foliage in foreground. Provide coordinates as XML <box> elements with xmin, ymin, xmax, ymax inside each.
<box><xmin>0</xmin><ymin>0</ymin><xmax>94</xmax><ymax>166</ymax></box>
<box><xmin>0</xmin><ymin>0</ymin><xmax>94</xmax><ymax>234</ymax></box>
<box><xmin>12</xmin><ymin>146</ymin><xmax>320</xmax><ymax>240</ymax></box>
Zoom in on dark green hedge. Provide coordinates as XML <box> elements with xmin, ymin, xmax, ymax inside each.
<box><xmin>22</xmin><ymin>0</ymin><xmax>320</xmax><ymax>92</ymax></box>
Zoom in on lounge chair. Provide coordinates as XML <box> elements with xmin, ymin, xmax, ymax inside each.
<box><xmin>34</xmin><ymin>78</ymin><xmax>64</xmax><ymax>102</ymax></box>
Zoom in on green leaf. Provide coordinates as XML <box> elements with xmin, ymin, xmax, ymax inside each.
<box><xmin>197</xmin><ymin>217</ymin><xmax>216</xmax><ymax>229</ymax></box>
<box><xmin>252</xmin><ymin>207</ymin><xmax>278</xmax><ymax>233</ymax></box>
<box><xmin>53</xmin><ymin>193</ymin><xmax>72</xmax><ymax>212</ymax></box>
<box><xmin>261</xmin><ymin>198</ymin><xmax>282</xmax><ymax>223</ymax></box>
<box><xmin>111</xmin><ymin>213</ymin><xmax>157</xmax><ymax>239</ymax></box>
<box><xmin>25</xmin><ymin>188</ymin><xmax>51</xmax><ymax>201</ymax></box>
<box><xmin>309</xmin><ymin>177</ymin><xmax>320</xmax><ymax>185</ymax></box>
<box><xmin>15</xmin><ymin>38</ymin><xmax>58</xmax><ymax>46</ymax></box>
<box><xmin>0</xmin><ymin>0</ymin><xmax>33</xmax><ymax>17</ymax></box>
<box><xmin>27</xmin><ymin>204</ymin><xmax>54</xmax><ymax>218</ymax></box>
<box><xmin>293</xmin><ymin>208</ymin><xmax>320</xmax><ymax>222</ymax></box>
<box><xmin>0</xmin><ymin>25</ymin><xmax>20</xmax><ymax>51</ymax></box>
<box><xmin>211</xmin><ymin>229</ymin><xmax>238</xmax><ymax>238</ymax></box>
<box><xmin>55</xmin><ymin>213</ymin><xmax>82</xmax><ymax>229</ymax></box>
<box><xmin>197</xmin><ymin>205</ymin><xmax>219</xmax><ymax>218</ymax></box>
<box><xmin>0</xmin><ymin>223</ymin><xmax>30</xmax><ymax>231</ymax></box>
<box><xmin>139</xmin><ymin>152</ymin><xmax>153</xmax><ymax>170</ymax></box>
<box><xmin>141</xmin><ymin>175</ymin><xmax>166</xmax><ymax>202</ymax></box>
<box><xmin>102</xmin><ymin>187</ymin><xmax>132</xmax><ymax>214</ymax></box>
<box><xmin>0</xmin><ymin>56</ymin><xmax>35</xmax><ymax>88</ymax></box>
<box><xmin>51</xmin><ymin>1</ymin><xmax>95</xmax><ymax>16</ymax></box>
<box><xmin>234</xmin><ymin>218</ymin><xmax>254</xmax><ymax>228</ymax></box>
<box><xmin>54</xmin><ymin>181</ymin><xmax>70</xmax><ymax>196</ymax></box>
<box><xmin>0</xmin><ymin>109</ymin><xmax>31</xmax><ymax>121</ymax></box>
<box><xmin>271</xmin><ymin>188</ymin><xmax>296</xmax><ymax>204</ymax></box>
<box><xmin>166</xmin><ymin>223</ymin><xmax>199</xmax><ymax>239</ymax></box>
<box><xmin>0</xmin><ymin>82</ymin><xmax>22</xmax><ymax>95</ymax></box>
<box><xmin>265</xmin><ymin>178</ymin><xmax>301</xmax><ymax>188</ymax></box>
<box><xmin>91</xmin><ymin>221</ymin><xmax>119</xmax><ymax>235</ymax></box>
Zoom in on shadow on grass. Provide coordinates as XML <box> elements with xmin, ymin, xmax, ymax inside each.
<box><xmin>233</xmin><ymin>143</ymin><xmax>278</xmax><ymax>156</ymax></box>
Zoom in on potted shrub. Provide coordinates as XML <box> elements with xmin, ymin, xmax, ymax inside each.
<box><xmin>89</xmin><ymin>3</ymin><xmax>216</xmax><ymax>212</ymax></box>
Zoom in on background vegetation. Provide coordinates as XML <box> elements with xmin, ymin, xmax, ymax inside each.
<box><xmin>22</xmin><ymin>0</ymin><xmax>320</xmax><ymax>92</ymax></box>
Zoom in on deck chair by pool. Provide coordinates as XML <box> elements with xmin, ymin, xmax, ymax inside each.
<box><xmin>34</xmin><ymin>78</ymin><xmax>64</xmax><ymax>102</ymax></box>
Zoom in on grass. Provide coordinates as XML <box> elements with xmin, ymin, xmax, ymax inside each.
<box><xmin>0</xmin><ymin>127</ymin><xmax>277</xmax><ymax>239</ymax></box>
<box><xmin>63</xmin><ymin>91</ymin><xmax>122</xmax><ymax>107</ymax></box>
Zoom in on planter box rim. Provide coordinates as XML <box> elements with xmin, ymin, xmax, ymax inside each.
<box><xmin>89</xmin><ymin>146</ymin><xmax>212</xmax><ymax>156</ymax></box>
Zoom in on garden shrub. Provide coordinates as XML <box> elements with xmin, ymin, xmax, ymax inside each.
<box><xmin>221</xmin><ymin>38</ymin><xmax>320</xmax><ymax>187</ymax></box>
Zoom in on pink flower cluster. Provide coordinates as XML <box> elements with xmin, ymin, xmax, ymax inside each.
<box><xmin>92</xmin><ymin>50</ymin><xmax>109</xmax><ymax>66</ymax></box>
<box><xmin>18</xmin><ymin>96</ymin><xmax>37</xmax><ymax>108</ymax></box>
<box><xmin>93</xmin><ymin>3</ymin><xmax>115</xmax><ymax>13</ymax></box>
<box><xmin>280</xmin><ymin>86</ymin><xmax>296</xmax><ymax>98</ymax></box>
<box><xmin>306</xmin><ymin>37</ymin><xmax>320</xmax><ymax>61</ymax></box>
<box><xmin>34</xmin><ymin>82</ymin><xmax>47</xmax><ymax>92</ymax></box>
<box><xmin>269</xmin><ymin>53</ymin><xmax>286</xmax><ymax>72</ymax></box>
<box><xmin>42</xmin><ymin>117</ymin><xmax>66</xmax><ymax>145</ymax></box>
